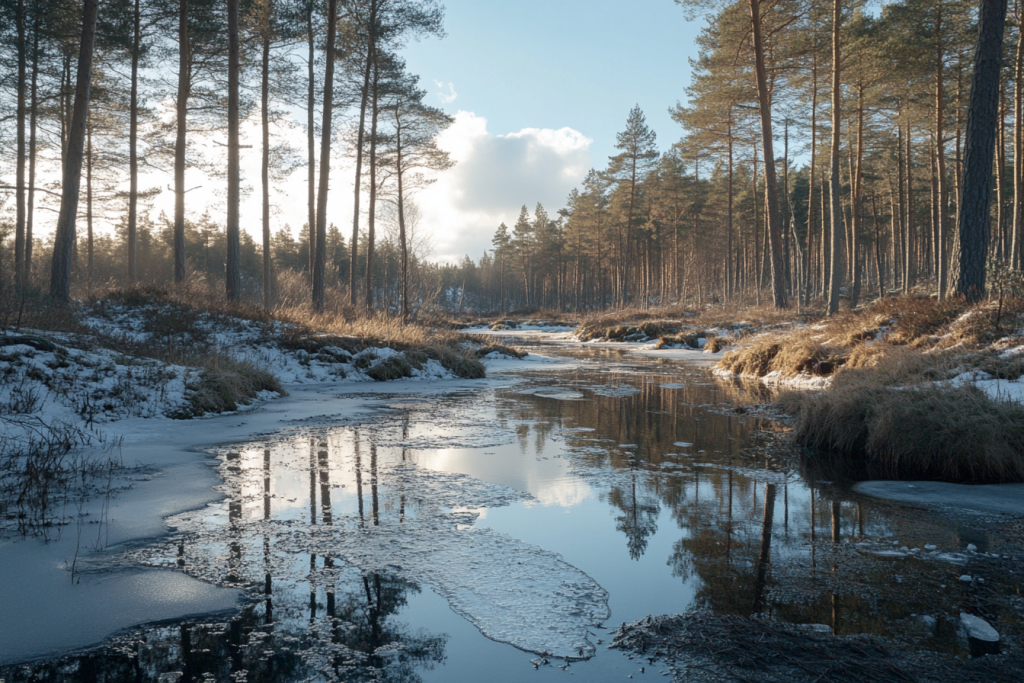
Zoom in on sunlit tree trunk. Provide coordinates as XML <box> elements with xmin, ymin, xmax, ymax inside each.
<box><xmin>307</xmin><ymin>1</ymin><xmax>316</xmax><ymax>279</ymax></box>
<box><xmin>748</xmin><ymin>0</ymin><xmax>787</xmax><ymax>308</ymax></box>
<box><xmin>827</xmin><ymin>0</ymin><xmax>843</xmax><ymax>315</ymax></box>
<box><xmin>905</xmin><ymin>121</ymin><xmax>914</xmax><ymax>293</ymax></box>
<box><xmin>350</xmin><ymin>0</ymin><xmax>378</xmax><ymax>305</ymax></box>
<box><xmin>937</xmin><ymin>6</ymin><xmax>949</xmax><ymax>298</ymax></box>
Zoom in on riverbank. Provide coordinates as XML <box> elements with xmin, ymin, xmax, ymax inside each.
<box><xmin>508</xmin><ymin>296</ymin><xmax>1024</xmax><ymax>484</ymax></box>
<box><xmin>2</xmin><ymin>327</ymin><xmax>1022</xmax><ymax>682</ymax></box>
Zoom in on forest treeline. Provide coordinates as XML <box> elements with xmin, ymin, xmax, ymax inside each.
<box><xmin>473</xmin><ymin>0</ymin><xmax>1016</xmax><ymax>314</ymax></box>
<box><xmin>0</xmin><ymin>0</ymin><xmax>454</xmax><ymax>316</ymax></box>
<box><xmin>0</xmin><ymin>0</ymin><xmax>1016</xmax><ymax>316</ymax></box>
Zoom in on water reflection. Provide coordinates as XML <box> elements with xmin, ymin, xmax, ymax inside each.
<box><xmin>5</xmin><ymin>359</ymin><xmax>1022</xmax><ymax>681</ymax></box>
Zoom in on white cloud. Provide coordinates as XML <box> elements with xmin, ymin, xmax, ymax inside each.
<box><xmin>434</xmin><ymin>80</ymin><xmax>458</xmax><ymax>104</ymax></box>
<box><xmin>418</xmin><ymin>111</ymin><xmax>592</xmax><ymax>263</ymax></box>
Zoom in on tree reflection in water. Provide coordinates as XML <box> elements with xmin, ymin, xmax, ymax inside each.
<box><xmin>3</xmin><ymin>434</ymin><xmax>447</xmax><ymax>683</ymax></box>
<box><xmin>508</xmin><ymin>365</ymin><xmax>1022</xmax><ymax>655</ymax></box>
<box><xmin>7</xmin><ymin>363</ymin><xmax>1023</xmax><ymax>680</ymax></box>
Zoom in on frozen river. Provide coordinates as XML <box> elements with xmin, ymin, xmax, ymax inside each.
<box><xmin>3</xmin><ymin>341</ymin><xmax>1022</xmax><ymax>681</ymax></box>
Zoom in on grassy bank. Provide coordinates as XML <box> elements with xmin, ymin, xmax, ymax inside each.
<box><xmin>718</xmin><ymin>295</ymin><xmax>1024</xmax><ymax>385</ymax></box>
<box><xmin>1</xmin><ymin>282</ymin><xmax>504</xmax><ymax>430</ymax></box>
<box><xmin>703</xmin><ymin>294</ymin><xmax>1024</xmax><ymax>483</ymax></box>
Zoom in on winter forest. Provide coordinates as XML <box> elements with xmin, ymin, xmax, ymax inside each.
<box><xmin>4</xmin><ymin>2</ymin><xmax>1024</xmax><ymax>681</ymax></box>
<box><xmin>1</xmin><ymin>0</ymin><xmax>1019</xmax><ymax>316</ymax></box>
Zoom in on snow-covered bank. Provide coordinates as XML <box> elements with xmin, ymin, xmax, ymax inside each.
<box><xmin>0</xmin><ymin>373</ymin><xmax>532</xmax><ymax>666</ymax></box>
<box><xmin>2</xmin><ymin>301</ymin><xmax>576</xmax><ymax>665</ymax></box>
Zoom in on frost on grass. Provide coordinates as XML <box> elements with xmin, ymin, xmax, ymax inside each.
<box><xmin>134</xmin><ymin>454</ymin><xmax>609</xmax><ymax>659</ymax></box>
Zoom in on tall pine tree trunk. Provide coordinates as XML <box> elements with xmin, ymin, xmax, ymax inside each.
<box><xmin>15</xmin><ymin>0</ymin><xmax>26</xmax><ymax>291</ymax></box>
<box><xmin>128</xmin><ymin>0</ymin><xmax>140</xmax><ymax>283</ymax></box>
<box><xmin>365</xmin><ymin>57</ymin><xmax>379</xmax><ymax>310</ymax></box>
<box><xmin>25</xmin><ymin>15</ymin><xmax>38</xmax><ymax>284</ymax></box>
<box><xmin>953</xmin><ymin>0</ymin><xmax>1008</xmax><ymax>301</ymax></box>
<box><xmin>851</xmin><ymin>84</ymin><xmax>865</xmax><ymax>308</ymax></box>
<box><xmin>827</xmin><ymin>0</ymin><xmax>843</xmax><ymax>315</ymax></box>
<box><xmin>937</xmin><ymin>7</ymin><xmax>949</xmax><ymax>298</ymax></box>
<box><xmin>727</xmin><ymin>113</ymin><xmax>734</xmax><ymax>299</ymax></box>
<box><xmin>307</xmin><ymin>1</ymin><xmax>316</xmax><ymax>279</ymax></box>
<box><xmin>262</xmin><ymin>8</ymin><xmax>273</xmax><ymax>309</ymax></box>
<box><xmin>50</xmin><ymin>0</ymin><xmax>98</xmax><ymax>302</ymax></box>
<box><xmin>748</xmin><ymin>0</ymin><xmax>787</xmax><ymax>308</ymax></box>
<box><xmin>87</xmin><ymin>121</ymin><xmax>93</xmax><ymax>293</ymax></box>
<box><xmin>808</xmin><ymin>54</ymin><xmax>818</xmax><ymax>304</ymax></box>
<box><xmin>349</xmin><ymin>1</ymin><xmax>377</xmax><ymax>305</ymax></box>
<box><xmin>312</xmin><ymin>0</ymin><xmax>338</xmax><ymax>312</ymax></box>
<box><xmin>905</xmin><ymin>121</ymin><xmax>914</xmax><ymax>293</ymax></box>
<box><xmin>395</xmin><ymin>108</ymin><xmax>410</xmax><ymax>320</ymax></box>
<box><xmin>225</xmin><ymin>0</ymin><xmax>241</xmax><ymax>301</ymax></box>
<box><xmin>174</xmin><ymin>0</ymin><xmax>189</xmax><ymax>283</ymax></box>
<box><xmin>1013</xmin><ymin>21</ymin><xmax>1024</xmax><ymax>269</ymax></box>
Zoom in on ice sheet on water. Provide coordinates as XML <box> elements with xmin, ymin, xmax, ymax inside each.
<box><xmin>300</xmin><ymin>520</ymin><xmax>610</xmax><ymax>657</ymax></box>
<box><xmin>373</xmin><ymin>416</ymin><xmax>520</xmax><ymax>451</ymax></box>
<box><xmin>516</xmin><ymin>386</ymin><xmax>586</xmax><ymax>400</ymax></box>
<box><xmin>136</xmin><ymin>459</ymin><xmax>609</xmax><ymax>659</ymax></box>
<box><xmin>587</xmin><ymin>384</ymin><xmax>641</xmax><ymax>398</ymax></box>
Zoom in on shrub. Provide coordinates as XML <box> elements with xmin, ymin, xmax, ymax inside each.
<box><xmin>474</xmin><ymin>344</ymin><xmax>527</xmax><ymax>359</ymax></box>
<box><xmin>426</xmin><ymin>347</ymin><xmax>486</xmax><ymax>379</ymax></box>
<box><xmin>719</xmin><ymin>339</ymin><xmax>782</xmax><ymax>377</ymax></box>
<box><xmin>366</xmin><ymin>356</ymin><xmax>414</xmax><ymax>381</ymax></box>
<box><xmin>638</xmin><ymin>322</ymin><xmax>663</xmax><ymax>338</ymax></box>
<box><xmin>778</xmin><ymin>382</ymin><xmax>1024</xmax><ymax>483</ymax></box>
<box><xmin>173</xmin><ymin>355</ymin><xmax>285</xmax><ymax>419</ymax></box>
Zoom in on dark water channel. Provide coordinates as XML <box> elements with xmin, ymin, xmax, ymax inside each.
<box><xmin>5</xmin><ymin>347</ymin><xmax>1023</xmax><ymax>682</ymax></box>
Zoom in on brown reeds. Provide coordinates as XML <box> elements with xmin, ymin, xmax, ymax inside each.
<box><xmin>778</xmin><ymin>379</ymin><xmax>1024</xmax><ymax>483</ymax></box>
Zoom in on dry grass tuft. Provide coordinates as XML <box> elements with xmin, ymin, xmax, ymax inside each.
<box><xmin>704</xmin><ymin>336</ymin><xmax>728</xmax><ymax>353</ymax></box>
<box><xmin>717</xmin><ymin>294</ymin><xmax>1024</xmax><ymax>384</ymax></box>
<box><xmin>719</xmin><ymin>338</ymin><xmax>782</xmax><ymax>377</ymax></box>
<box><xmin>778</xmin><ymin>381</ymin><xmax>1024</xmax><ymax>483</ymax></box>
<box><xmin>474</xmin><ymin>344</ymin><xmax>527</xmax><ymax>359</ymax></box>
<box><xmin>173</xmin><ymin>354</ymin><xmax>285</xmax><ymax>419</ymax></box>
<box><xmin>365</xmin><ymin>356</ymin><xmax>414</xmax><ymax>382</ymax></box>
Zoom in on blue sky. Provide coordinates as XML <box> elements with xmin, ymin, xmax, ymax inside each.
<box><xmin>404</xmin><ymin>0</ymin><xmax>704</xmax><ymax>164</ymax></box>
<box><xmin>395</xmin><ymin>0</ymin><xmax>707</xmax><ymax>260</ymax></box>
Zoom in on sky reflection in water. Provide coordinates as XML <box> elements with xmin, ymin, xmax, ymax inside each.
<box><xmin>6</xmin><ymin>357</ymin><xmax>1020</xmax><ymax>682</ymax></box>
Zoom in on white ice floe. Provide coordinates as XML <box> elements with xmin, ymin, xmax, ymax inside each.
<box><xmin>140</xmin><ymin>460</ymin><xmax>610</xmax><ymax>659</ymax></box>
<box><xmin>587</xmin><ymin>385</ymin><xmax>641</xmax><ymax>398</ymax></box>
